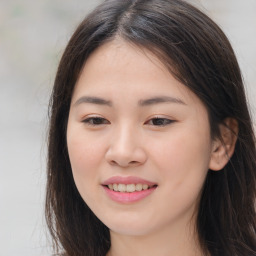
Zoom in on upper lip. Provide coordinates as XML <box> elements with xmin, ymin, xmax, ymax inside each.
<box><xmin>102</xmin><ymin>176</ymin><xmax>157</xmax><ymax>186</ymax></box>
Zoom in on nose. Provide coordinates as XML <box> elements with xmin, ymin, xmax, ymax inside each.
<box><xmin>105</xmin><ymin>126</ymin><xmax>147</xmax><ymax>168</ymax></box>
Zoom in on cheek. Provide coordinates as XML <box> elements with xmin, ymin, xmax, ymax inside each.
<box><xmin>66</xmin><ymin>127</ymin><xmax>106</xmax><ymax>183</ymax></box>
<box><xmin>150</xmin><ymin>132</ymin><xmax>211</xmax><ymax>220</ymax></box>
<box><xmin>155</xmin><ymin>133</ymin><xmax>210</xmax><ymax>166</ymax></box>
<box><xmin>150</xmin><ymin>127</ymin><xmax>212</xmax><ymax>192</ymax></box>
<box><xmin>68</xmin><ymin>140</ymin><xmax>97</xmax><ymax>171</ymax></box>
<box><xmin>66</xmin><ymin>128</ymin><xmax>108</xmax><ymax>211</ymax></box>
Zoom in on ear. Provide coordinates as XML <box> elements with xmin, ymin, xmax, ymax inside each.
<box><xmin>209</xmin><ymin>118</ymin><xmax>238</xmax><ymax>171</ymax></box>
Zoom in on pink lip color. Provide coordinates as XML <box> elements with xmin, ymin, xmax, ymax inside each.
<box><xmin>102</xmin><ymin>186</ymin><xmax>157</xmax><ymax>203</ymax></box>
<box><xmin>102</xmin><ymin>176</ymin><xmax>157</xmax><ymax>203</ymax></box>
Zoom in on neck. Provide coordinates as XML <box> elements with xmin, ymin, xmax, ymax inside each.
<box><xmin>107</xmin><ymin>218</ymin><xmax>204</xmax><ymax>256</ymax></box>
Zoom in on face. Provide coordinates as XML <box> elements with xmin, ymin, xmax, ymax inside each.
<box><xmin>67</xmin><ymin>40</ymin><xmax>215</xmax><ymax>237</ymax></box>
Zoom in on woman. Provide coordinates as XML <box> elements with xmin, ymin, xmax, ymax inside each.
<box><xmin>46</xmin><ymin>0</ymin><xmax>256</xmax><ymax>255</ymax></box>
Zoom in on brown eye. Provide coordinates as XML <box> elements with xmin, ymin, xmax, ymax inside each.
<box><xmin>146</xmin><ymin>117</ymin><xmax>174</xmax><ymax>126</ymax></box>
<box><xmin>82</xmin><ymin>117</ymin><xmax>110</xmax><ymax>126</ymax></box>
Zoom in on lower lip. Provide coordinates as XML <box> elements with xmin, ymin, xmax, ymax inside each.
<box><xmin>102</xmin><ymin>186</ymin><xmax>157</xmax><ymax>203</ymax></box>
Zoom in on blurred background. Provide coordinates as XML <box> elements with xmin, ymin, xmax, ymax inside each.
<box><xmin>0</xmin><ymin>0</ymin><xmax>255</xmax><ymax>255</ymax></box>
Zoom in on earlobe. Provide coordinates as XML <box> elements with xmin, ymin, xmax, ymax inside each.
<box><xmin>209</xmin><ymin>118</ymin><xmax>238</xmax><ymax>171</ymax></box>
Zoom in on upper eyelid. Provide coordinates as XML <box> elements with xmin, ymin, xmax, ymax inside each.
<box><xmin>145</xmin><ymin>115</ymin><xmax>175</xmax><ymax>121</ymax></box>
<box><xmin>83</xmin><ymin>116</ymin><xmax>106</xmax><ymax>120</ymax></box>
<box><xmin>81</xmin><ymin>115</ymin><xmax>175</xmax><ymax>119</ymax></box>
<box><xmin>81</xmin><ymin>114</ymin><xmax>106</xmax><ymax>120</ymax></box>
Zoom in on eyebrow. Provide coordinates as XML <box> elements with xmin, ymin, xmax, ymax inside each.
<box><xmin>73</xmin><ymin>95</ymin><xmax>186</xmax><ymax>107</ymax></box>
<box><xmin>138</xmin><ymin>96</ymin><xmax>186</xmax><ymax>106</ymax></box>
<box><xmin>74</xmin><ymin>96</ymin><xmax>112</xmax><ymax>107</ymax></box>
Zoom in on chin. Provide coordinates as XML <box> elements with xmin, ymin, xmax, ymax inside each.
<box><xmin>103</xmin><ymin>217</ymin><xmax>157</xmax><ymax>237</ymax></box>
<box><xmin>109</xmin><ymin>226</ymin><xmax>152</xmax><ymax>237</ymax></box>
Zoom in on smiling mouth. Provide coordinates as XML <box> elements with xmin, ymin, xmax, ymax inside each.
<box><xmin>105</xmin><ymin>183</ymin><xmax>158</xmax><ymax>193</ymax></box>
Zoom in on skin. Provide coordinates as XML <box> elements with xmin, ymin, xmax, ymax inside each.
<box><xmin>66</xmin><ymin>40</ymin><xmax>231</xmax><ymax>256</ymax></box>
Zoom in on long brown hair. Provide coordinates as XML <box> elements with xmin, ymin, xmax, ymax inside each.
<box><xmin>46</xmin><ymin>0</ymin><xmax>256</xmax><ymax>255</ymax></box>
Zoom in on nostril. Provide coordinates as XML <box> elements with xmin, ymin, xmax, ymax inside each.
<box><xmin>110</xmin><ymin>160</ymin><xmax>117</xmax><ymax>166</ymax></box>
<box><xmin>108</xmin><ymin>160</ymin><xmax>140</xmax><ymax>167</ymax></box>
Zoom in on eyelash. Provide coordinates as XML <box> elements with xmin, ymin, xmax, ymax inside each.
<box><xmin>82</xmin><ymin>116</ymin><xmax>175</xmax><ymax>127</ymax></box>
<box><xmin>82</xmin><ymin>117</ymin><xmax>110</xmax><ymax>126</ymax></box>
<box><xmin>145</xmin><ymin>117</ymin><xmax>175</xmax><ymax>126</ymax></box>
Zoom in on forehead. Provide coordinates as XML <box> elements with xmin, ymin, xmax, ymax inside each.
<box><xmin>72</xmin><ymin>39</ymin><xmax>201</xmax><ymax>108</ymax></box>
<box><xmin>81</xmin><ymin>40</ymin><xmax>167</xmax><ymax>81</ymax></box>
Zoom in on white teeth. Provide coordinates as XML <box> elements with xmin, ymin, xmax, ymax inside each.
<box><xmin>107</xmin><ymin>183</ymin><xmax>153</xmax><ymax>192</ymax></box>
<box><xmin>142</xmin><ymin>184</ymin><xmax>148</xmax><ymax>190</ymax></box>
<box><xmin>113</xmin><ymin>184</ymin><xmax>118</xmax><ymax>191</ymax></box>
<box><xmin>126</xmin><ymin>184</ymin><xmax>136</xmax><ymax>192</ymax></box>
<box><xmin>118</xmin><ymin>184</ymin><xmax>126</xmax><ymax>192</ymax></box>
<box><xmin>135</xmin><ymin>183</ymin><xmax>143</xmax><ymax>191</ymax></box>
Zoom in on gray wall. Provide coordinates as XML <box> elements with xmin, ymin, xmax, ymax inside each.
<box><xmin>0</xmin><ymin>1</ymin><xmax>255</xmax><ymax>255</ymax></box>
